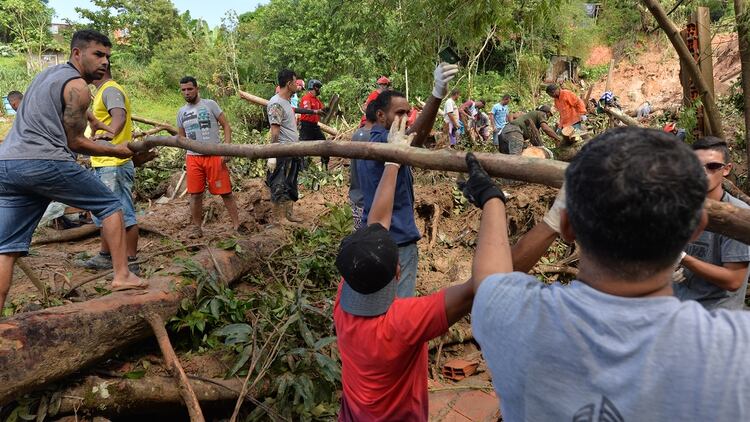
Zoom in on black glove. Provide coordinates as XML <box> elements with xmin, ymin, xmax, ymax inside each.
<box><xmin>458</xmin><ymin>152</ymin><xmax>506</xmax><ymax>208</ymax></box>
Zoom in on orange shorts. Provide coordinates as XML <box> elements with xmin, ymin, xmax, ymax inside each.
<box><xmin>186</xmin><ymin>155</ymin><xmax>232</xmax><ymax>195</ymax></box>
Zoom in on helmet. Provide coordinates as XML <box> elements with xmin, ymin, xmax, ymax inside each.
<box><xmin>308</xmin><ymin>79</ymin><xmax>322</xmax><ymax>90</ymax></box>
<box><xmin>295</xmin><ymin>79</ymin><xmax>305</xmax><ymax>88</ymax></box>
<box><xmin>377</xmin><ymin>76</ymin><xmax>391</xmax><ymax>85</ymax></box>
<box><xmin>663</xmin><ymin>122</ymin><xmax>677</xmax><ymax>133</ymax></box>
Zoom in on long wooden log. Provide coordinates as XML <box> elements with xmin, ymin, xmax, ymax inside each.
<box><xmin>0</xmin><ymin>232</ymin><xmax>283</xmax><ymax>404</ymax></box>
<box><xmin>31</xmin><ymin>221</ymin><xmax>167</xmax><ymax>246</ymax></box>
<box><xmin>130</xmin><ymin>135</ymin><xmax>750</xmax><ymax>245</ymax></box>
<box><xmin>57</xmin><ymin>376</ymin><xmax>244</xmax><ymax>416</ymax></box>
<box><xmin>237</xmin><ymin>90</ymin><xmax>339</xmax><ymax>136</ymax></box>
<box><xmin>603</xmin><ymin>106</ymin><xmax>641</xmax><ymax>127</ymax></box>
<box><xmin>131</xmin><ymin>115</ymin><xmax>178</xmax><ymax>135</ymax></box>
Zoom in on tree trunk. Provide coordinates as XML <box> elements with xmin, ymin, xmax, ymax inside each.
<box><xmin>129</xmin><ymin>135</ymin><xmax>750</xmax><ymax>244</ymax></box>
<box><xmin>735</xmin><ymin>0</ymin><xmax>750</xmax><ymax>170</ymax></box>
<box><xmin>237</xmin><ymin>90</ymin><xmax>339</xmax><ymax>136</ymax></box>
<box><xmin>0</xmin><ymin>232</ymin><xmax>283</xmax><ymax>404</ymax></box>
<box><xmin>603</xmin><ymin>106</ymin><xmax>641</xmax><ymax>126</ymax></box>
<box><xmin>131</xmin><ymin>115</ymin><xmax>178</xmax><ymax>135</ymax></box>
<box><xmin>56</xmin><ymin>376</ymin><xmax>245</xmax><ymax>417</ymax></box>
<box><xmin>641</xmin><ymin>0</ymin><xmax>724</xmax><ymax>137</ymax></box>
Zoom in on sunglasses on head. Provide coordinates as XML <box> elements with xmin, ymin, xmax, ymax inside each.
<box><xmin>704</xmin><ymin>162</ymin><xmax>727</xmax><ymax>171</ymax></box>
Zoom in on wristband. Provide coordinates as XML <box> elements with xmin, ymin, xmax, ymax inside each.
<box><xmin>385</xmin><ymin>162</ymin><xmax>401</xmax><ymax>169</ymax></box>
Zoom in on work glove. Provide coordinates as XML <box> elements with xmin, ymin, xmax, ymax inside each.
<box><xmin>267</xmin><ymin>157</ymin><xmax>277</xmax><ymax>172</ymax></box>
<box><xmin>542</xmin><ymin>184</ymin><xmax>566</xmax><ymax>234</ymax></box>
<box><xmin>432</xmin><ymin>62</ymin><xmax>460</xmax><ymax>99</ymax></box>
<box><xmin>385</xmin><ymin>116</ymin><xmax>414</xmax><ymax>168</ymax></box>
<box><xmin>672</xmin><ymin>267</ymin><xmax>686</xmax><ymax>284</ymax></box>
<box><xmin>458</xmin><ymin>152</ymin><xmax>505</xmax><ymax>208</ymax></box>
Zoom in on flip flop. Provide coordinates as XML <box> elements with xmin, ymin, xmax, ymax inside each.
<box><xmin>111</xmin><ymin>279</ymin><xmax>149</xmax><ymax>292</ymax></box>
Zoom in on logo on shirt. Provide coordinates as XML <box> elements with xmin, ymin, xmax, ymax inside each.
<box><xmin>573</xmin><ymin>396</ymin><xmax>624</xmax><ymax>422</ymax></box>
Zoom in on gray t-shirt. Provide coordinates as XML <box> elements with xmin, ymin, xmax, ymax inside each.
<box><xmin>0</xmin><ymin>63</ymin><xmax>82</xmax><ymax>161</ymax></box>
<box><xmin>267</xmin><ymin>94</ymin><xmax>298</xmax><ymax>143</ymax></box>
<box><xmin>102</xmin><ymin>86</ymin><xmax>126</xmax><ymax>111</ymax></box>
<box><xmin>176</xmin><ymin>98</ymin><xmax>223</xmax><ymax>156</ymax></box>
<box><xmin>348</xmin><ymin>127</ymin><xmax>371</xmax><ymax>206</ymax></box>
<box><xmin>473</xmin><ymin>272</ymin><xmax>750</xmax><ymax>421</ymax></box>
<box><xmin>674</xmin><ymin>192</ymin><xmax>750</xmax><ymax>310</ymax></box>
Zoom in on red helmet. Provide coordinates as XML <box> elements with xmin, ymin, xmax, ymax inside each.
<box><xmin>663</xmin><ymin>122</ymin><xmax>677</xmax><ymax>133</ymax></box>
<box><xmin>377</xmin><ymin>76</ymin><xmax>391</xmax><ymax>85</ymax></box>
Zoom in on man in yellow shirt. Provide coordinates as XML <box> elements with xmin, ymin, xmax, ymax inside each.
<box><xmin>77</xmin><ymin>64</ymin><xmax>140</xmax><ymax>274</ymax></box>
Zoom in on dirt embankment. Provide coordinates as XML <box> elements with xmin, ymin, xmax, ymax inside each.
<box><xmin>589</xmin><ymin>33</ymin><xmax>741</xmax><ymax>111</ymax></box>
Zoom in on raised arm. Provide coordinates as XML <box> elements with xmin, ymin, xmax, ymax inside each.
<box><xmin>681</xmin><ymin>257</ymin><xmax>749</xmax><ymax>291</ymax></box>
<box><xmin>407</xmin><ymin>62</ymin><xmax>459</xmax><ymax>147</ymax></box>
<box><xmin>64</xmin><ymin>79</ymin><xmax>131</xmax><ymax>158</ymax></box>
<box><xmin>367</xmin><ymin>116</ymin><xmax>414</xmax><ymax>228</ymax></box>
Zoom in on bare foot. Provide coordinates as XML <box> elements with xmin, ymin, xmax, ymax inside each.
<box><xmin>111</xmin><ymin>271</ymin><xmax>148</xmax><ymax>291</ymax></box>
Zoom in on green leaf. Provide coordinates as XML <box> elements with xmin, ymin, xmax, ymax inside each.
<box><xmin>124</xmin><ymin>370</ymin><xmax>146</xmax><ymax>379</ymax></box>
<box><xmin>313</xmin><ymin>336</ymin><xmax>336</xmax><ymax>350</ymax></box>
<box><xmin>228</xmin><ymin>344</ymin><xmax>253</xmax><ymax>377</ymax></box>
<box><xmin>297</xmin><ymin>315</ymin><xmax>315</xmax><ymax>349</ymax></box>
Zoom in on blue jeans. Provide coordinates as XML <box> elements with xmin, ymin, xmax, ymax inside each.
<box><xmin>397</xmin><ymin>242</ymin><xmax>418</xmax><ymax>297</ymax></box>
<box><xmin>91</xmin><ymin>161</ymin><xmax>137</xmax><ymax>228</ymax></box>
<box><xmin>0</xmin><ymin>160</ymin><xmax>122</xmax><ymax>254</ymax></box>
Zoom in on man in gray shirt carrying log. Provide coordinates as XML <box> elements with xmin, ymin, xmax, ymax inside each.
<box><xmin>0</xmin><ymin>30</ymin><xmax>145</xmax><ymax>311</ymax></box>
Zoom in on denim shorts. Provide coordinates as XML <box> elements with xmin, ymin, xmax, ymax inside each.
<box><xmin>91</xmin><ymin>161</ymin><xmax>137</xmax><ymax>228</ymax></box>
<box><xmin>0</xmin><ymin>159</ymin><xmax>122</xmax><ymax>254</ymax></box>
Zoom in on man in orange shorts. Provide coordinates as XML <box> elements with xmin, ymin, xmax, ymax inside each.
<box><xmin>177</xmin><ymin>76</ymin><xmax>240</xmax><ymax>238</ymax></box>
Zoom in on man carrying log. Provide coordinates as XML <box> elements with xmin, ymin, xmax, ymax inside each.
<box><xmin>546</xmin><ymin>83</ymin><xmax>587</xmax><ymax>131</ymax></box>
<box><xmin>177</xmin><ymin>76</ymin><xmax>241</xmax><ymax>238</ymax></box>
<box><xmin>498</xmin><ymin>105</ymin><xmax>561</xmax><ymax>155</ymax></box>
<box><xmin>298</xmin><ymin>79</ymin><xmax>328</xmax><ymax>170</ymax></box>
<box><xmin>0</xmin><ymin>29</ymin><xmax>144</xmax><ymax>310</ymax></box>
<box><xmin>469</xmin><ymin>127</ymin><xmax>750</xmax><ymax>420</ymax></box>
<box><xmin>334</xmin><ymin>115</ymin><xmax>481</xmax><ymax>421</ymax></box>
<box><xmin>355</xmin><ymin>62</ymin><xmax>458</xmax><ymax>297</ymax></box>
<box><xmin>76</xmin><ymin>63</ymin><xmax>141</xmax><ymax>274</ymax></box>
<box><xmin>674</xmin><ymin>137</ymin><xmax>750</xmax><ymax>310</ymax></box>
<box><xmin>266</xmin><ymin>69</ymin><xmax>306</xmax><ymax>224</ymax></box>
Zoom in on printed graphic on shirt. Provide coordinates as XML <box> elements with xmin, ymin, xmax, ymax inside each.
<box><xmin>685</xmin><ymin>240</ymin><xmax>709</xmax><ymax>259</ymax></box>
<box><xmin>181</xmin><ymin>106</ymin><xmax>213</xmax><ymax>141</ymax></box>
<box><xmin>572</xmin><ymin>396</ymin><xmax>624</xmax><ymax>422</ymax></box>
<box><xmin>268</xmin><ymin>103</ymin><xmax>285</xmax><ymax>126</ymax></box>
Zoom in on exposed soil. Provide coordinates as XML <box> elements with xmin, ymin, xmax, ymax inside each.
<box><xmin>591</xmin><ymin>33</ymin><xmax>741</xmax><ymax>111</ymax></box>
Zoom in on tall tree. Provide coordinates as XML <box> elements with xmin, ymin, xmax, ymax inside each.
<box><xmin>735</xmin><ymin>0</ymin><xmax>750</xmax><ymax>167</ymax></box>
<box><xmin>0</xmin><ymin>0</ymin><xmax>53</xmax><ymax>70</ymax></box>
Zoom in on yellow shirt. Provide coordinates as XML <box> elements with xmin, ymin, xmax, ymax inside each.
<box><xmin>90</xmin><ymin>80</ymin><xmax>133</xmax><ymax>167</ymax></box>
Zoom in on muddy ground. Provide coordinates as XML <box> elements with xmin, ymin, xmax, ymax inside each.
<box><xmin>7</xmin><ymin>161</ymin><xmax>566</xmax><ymax>421</ymax></box>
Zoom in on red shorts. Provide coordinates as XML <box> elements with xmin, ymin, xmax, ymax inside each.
<box><xmin>186</xmin><ymin>155</ymin><xmax>232</xmax><ymax>195</ymax></box>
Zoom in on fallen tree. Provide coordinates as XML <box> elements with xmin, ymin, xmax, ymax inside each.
<box><xmin>237</xmin><ymin>90</ymin><xmax>339</xmax><ymax>137</ymax></box>
<box><xmin>131</xmin><ymin>115</ymin><xmax>179</xmax><ymax>135</ymax></box>
<box><xmin>603</xmin><ymin>106</ymin><xmax>641</xmax><ymax>127</ymax></box>
<box><xmin>130</xmin><ymin>135</ymin><xmax>750</xmax><ymax>244</ymax></box>
<box><xmin>0</xmin><ymin>232</ymin><xmax>283</xmax><ymax>404</ymax></box>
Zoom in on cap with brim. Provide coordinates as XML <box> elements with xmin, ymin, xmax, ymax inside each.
<box><xmin>340</xmin><ymin>276</ymin><xmax>398</xmax><ymax>317</ymax></box>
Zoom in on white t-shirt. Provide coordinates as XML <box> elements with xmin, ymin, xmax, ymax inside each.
<box><xmin>472</xmin><ymin>272</ymin><xmax>750</xmax><ymax>421</ymax></box>
<box><xmin>444</xmin><ymin>98</ymin><xmax>458</xmax><ymax>124</ymax></box>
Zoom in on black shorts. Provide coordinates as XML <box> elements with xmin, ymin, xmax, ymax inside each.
<box><xmin>299</xmin><ymin>121</ymin><xmax>326</xmax><ymax>141</ymax></box>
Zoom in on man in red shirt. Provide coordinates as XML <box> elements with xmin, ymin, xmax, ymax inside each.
<box><xmin>299</xmin><ymin>79</ymin><xmax>328</xmax><ymax>169</ymax></box>
<box><xmin>359</xmin><ymin>76</ymin><xmax>391</xmax><ymax>127</ymax></box>
<box><xmin>546</xmin><ymin>83</ymin><xmax>587</xmax><ymax>130</ymax></box>
<box><xmin>334</xmin><ymin>113</ymin><xmax>488</xmax><ymax>421</ymax></box>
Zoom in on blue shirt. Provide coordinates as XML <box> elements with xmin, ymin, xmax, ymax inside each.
<box><xmin>491</xmin><ymin>103</ymin><xmax>509</xmax><ymax>131</ymax></box>
<box><xmin>355</xmin><ymin>124</ymin><xmax>421</xmax><ymax>246</ymax></box>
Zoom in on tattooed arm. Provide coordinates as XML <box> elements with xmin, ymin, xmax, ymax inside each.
<box><xmin>63</xmin><ymin>79</ymin><xmax>131</xmax><ymax>158</ymax></box>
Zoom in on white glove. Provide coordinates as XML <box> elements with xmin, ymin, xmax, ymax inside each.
<box><xmin>385</xmin><ymin>116</ymin><xmax>414</xmax><ymax>168</ymax></box>
<box><xmin>580</xmin><ymin>115</ymin><xmax>588</xmax><ymax>122</ymax></box>
<box><xmin>542</xmin><ymin>183</ymin><xmax>566</xmax><ymax>234</ymax></box>
<box><xmin>267</xmin><ymin>157</ymin><xmax>277</xmax><ymax>172</ymax></box>
<box><xmin>432</xmin><ymin>62</ymin><xmax>460</xmax><ymax>99</ymax></box>
<box><xmin>672</xmin><ymin>267</ymin><xmax>686</xmax><ymax>284</ymax></box>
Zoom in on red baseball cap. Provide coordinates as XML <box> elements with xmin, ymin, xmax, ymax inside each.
<box><xmin>377</xmin><ymin>76</ymin><xmax>391</xmax><ymax>85</ymax></box>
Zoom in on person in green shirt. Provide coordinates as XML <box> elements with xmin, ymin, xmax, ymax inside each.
<box><xmin>498</xmin><ymin>105</ymin><xmax>561</xmax><ymax>154</ymax></box>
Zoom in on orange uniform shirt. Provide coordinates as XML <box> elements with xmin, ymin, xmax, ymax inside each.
<box><xmin>554</xmin><ymin>89</ymin><xmax>587</xmax><ymax>128</ymax></box>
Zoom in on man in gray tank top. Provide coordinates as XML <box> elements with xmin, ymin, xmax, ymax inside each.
<box><xmin>0</xmin><ymin>29</ymin><xmax>145</xmax><ymax>312</ymax></box>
